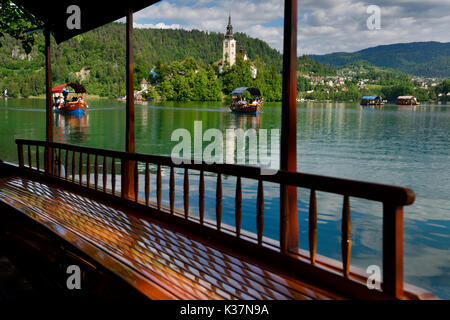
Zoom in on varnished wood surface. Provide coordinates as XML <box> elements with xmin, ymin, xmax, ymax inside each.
<box><xmin>0</xmin><ymin>175</ymin><xmax>342</xmax><ymax>300</ymax></box>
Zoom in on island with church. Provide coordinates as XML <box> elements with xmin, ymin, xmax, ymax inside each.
<box><xmin>116</xmin><ymin>14</ymin><xmax>266</xmax><ymax>103</ymax></box>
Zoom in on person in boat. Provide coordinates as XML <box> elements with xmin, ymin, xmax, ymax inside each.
<box><xmin>55</xmin><ymin>94</ymin><xmax>62</xmax><ymax>108</ymax></box>
<box><xmin>62</xmin><ymin>88</ymin><xmax>69</xmax><ymax>100</ymax></box>
<box><xmin>59</xmin><ymin>95</ymin><xmax>65</xmax><ymax>108</ymax></box>
<box><xmin>71</xmin><ymin>96</ymin><xmax>78</xmax><ymax>102</ymax></box>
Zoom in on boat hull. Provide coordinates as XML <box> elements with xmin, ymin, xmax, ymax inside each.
<box><xmin>396</xmin><ymin>101</ymin><xmax>420</xmax><ymax>105</ymax></box>
<box><xmin>54</xmin><ymin>101</ymin><xmax>87</xmax><ymax>116</ymax></box>
<box><xmin>229</xmin><ymin>104</ymin><xmax>261</xmax><ymax>114</ymax></box>
<box><xmin>360</xmin><ymin>101</ymin><xmax>384</xmax><ymax>106</ymax></box>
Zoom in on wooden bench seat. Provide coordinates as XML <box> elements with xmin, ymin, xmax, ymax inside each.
<box><xmin>0</xmin><ymin>175</ymin><xmax>344</xmax><ymax>300</ymax></box>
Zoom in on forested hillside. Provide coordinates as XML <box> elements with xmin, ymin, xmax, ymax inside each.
<box><xmin>311</xmin><ymin>42</ymin><xmax>450</xmax><ymax>78</ymax></box>
<box><xmin>0</xmin><ymin>22</ymin><xmax>340</xmax><ymax>100</ymax></box>
<box><xmin>0</xmin><ymin>22</ymin><xmax>285</xmax><ymax>98</ymax></box>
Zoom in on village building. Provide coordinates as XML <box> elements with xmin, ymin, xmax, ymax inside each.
<box><xmin>140</xmin><ymin>78</ymin><xmax>148</xmax><ymax>91</ymax></box>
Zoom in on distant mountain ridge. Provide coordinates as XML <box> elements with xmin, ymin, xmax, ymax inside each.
<box><xmin>311</xmin><ymin>42</ymin><xmax>450</xmax><ymax>78</ymax></box>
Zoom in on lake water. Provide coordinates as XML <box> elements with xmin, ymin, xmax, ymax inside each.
<box><xmin>0</xmin><ymin>98</ymin><xmax>449</xmax><ymax>298</ymax></box>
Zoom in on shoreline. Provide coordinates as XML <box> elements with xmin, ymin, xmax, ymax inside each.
<box><xmin>3</xmin><ymin>96</ymin><xmax>447</xmax><ymax>104</ymax></box>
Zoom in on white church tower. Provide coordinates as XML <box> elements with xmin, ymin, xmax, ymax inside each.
<box><xmin>222</xmin><ymin>14</ymin><xmax>236</xmax><ymax>67</ymax></box>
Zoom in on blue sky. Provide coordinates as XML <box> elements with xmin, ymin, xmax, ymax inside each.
<box><xmin>128</xmin><ymin>0</ymin><xmax>450</xmax><ymax>55</ymax></box>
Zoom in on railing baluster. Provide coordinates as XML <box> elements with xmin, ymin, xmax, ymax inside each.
<box><xmin>341</xmin><ymin>195</ymin><xmax>351</xmax><ymax>278</ymax></box>
<box><xmin>27</xmin><ymin>145</ymin><xmax>32</xmax><ymax>168</ymax></box>
<box><xmin>86</xmin><ymin>154</ymin><xmax>90</xmax><ymax>187</ymax></box>
<box><xmin>199</xmin><ymin>170</ymin><xmax>205</xmax><ymax>225</ymax></box>
<box><xmin>134</xmin><ymin>160</ymin><xmax>139</xmax><ymax>202</ymax></box>
<box><xmin>18</xmin><ymin>144</ymin><xmax>24</xmax><ymax>168</ymax></box>
<box><xmin>145</xmin><ymin>162</ymin><xmax>149</xmax><ymax>206</ymax></box>
<box><xmin>64</xmin><ymin>149</ymin><xmax>69</xmax><ymax>180</ymax></box>
<box><xmin>79</xmin><ymin>152</ymin><xmax>83</xmax><ymax>185</ymax></box>
<box><xmin>58</xmin><ymin>148</ymin><xmax>62</xmax><ymax>177</ymax></box>
<box><xmin>235</xmin><ymin>176</ymin><xmax>242</xmax><ymax>237</ymax></box>
<box><xmin>111</xmin><ymin>158</ymin><xmax>116</xmax><ymax>195</ymax></box>
<box><xmin>169</xmin><ymin>166</ymin><xmax>174</xmax><ymax>214</ymax></box>
<box><xmin>44</xmin><ymin>146</ymin><xmax>48</xmax><ymax>174</ymax></box>
<box><xmin>216</xmin><ymin>173</ymin><xmax>222</xmax><ymax>230</ymax></box>
<box><xmin>103</xmin><ymin>156</ymin><xmax>107</xmax><ymax>192</ymax></box>
<box><xmin>383</xmin><ymin>204</ymin><xmax>404</xmax><ymax>298</ymax></box>
<box><xmin>309</xmin><ymin>189</ymin><xmax>317</xmax><ymax>265</ymax></box>
<box><xmin>280</xmin><ymin>184</ymin><xmax>289</xmax><ymax>253</ymax></box>
<box><xmin>36</xmin><ymin>145</ymin><xmax>40</xmax><ymax>171</ymax></box>
<box><xmin>71</xmin><ymin>151</ymin><xmax>75</xmax><ymax>183</ymax></box>
<box><xmin>184</xmin><ymin>168</ymin><xmax>189</xmax><ymax>219</ymax></box>
<box><xmin>157</xmin><ymin>164</ymin><xmax>161</xmax><ymax>210</ymax></box>
<box><xmin>257</xmin><ymin>179</ymin><xmax>264</xmax><ymax>245</ymax></box>
<box><xmin>94</xmin><ymin>154</ymin><xmax>98</xmax><ymax>189</ymax></box>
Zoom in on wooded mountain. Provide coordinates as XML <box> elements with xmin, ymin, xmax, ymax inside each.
<box><xmin>0</xmin><ymin>22</ymin><xmax>337</xmax><ymax>98</ymax></box>
<box><xmin>311</xmin><ymin>42</ymin><xmax>450</xmax><ymax>78</ymax></box>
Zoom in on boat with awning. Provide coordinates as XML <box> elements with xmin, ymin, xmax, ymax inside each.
<box><xmin>396</xmin><ymin>96</ymin><xmax>420</xmax><ymax>105</ymax></box>
<box><xmin>52</xmin><ymin>82</ymin><xmax>88</xmax><ymax>116</ymax></box>
<box><xmin>360</xmin><ymin>96</ymin><xmax>384</xmax><ymax>106</ymax></box>
<box><xmin>230</xmin><ymin>87</ymin><xmax>263</xmax><ymax>114</ymax></box>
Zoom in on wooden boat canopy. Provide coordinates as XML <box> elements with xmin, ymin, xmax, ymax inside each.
<box><xmin>13</xmin><ymin>0</ymin><xmax>161</xmax><ymax>43</ymax></box>
<box><xmin>231</xmin><ymin>87</ymin><xmax>261</xmax><ymax>96</ymax></box>
<box><xmin>52</xmin><ymin>82</ymin><xmax>86</xmax><ymax>94</ymax></box>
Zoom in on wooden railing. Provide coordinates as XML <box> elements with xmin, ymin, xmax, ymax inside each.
<box><xmin>15</xmin><ymin>139</ymin><xmax>415</xmax><ymax>299</ymax></box>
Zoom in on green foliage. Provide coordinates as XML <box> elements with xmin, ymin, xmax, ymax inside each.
<box><xmin>435</xmin><ymin>79</ymin><xmax>450</xmax><ymax>102</ymax></box>
<box><xmin>381</xmin><ymin>84</ymin><xmax>415</xmax><ymax>102</ymax></box>
<box><xmin>0</xmin><ymin>0</ymin><xmax>40</xmax><ymax>54</ymax></box>
<box><xmin>312</xmin><ymin>42</ymin><xmax>450</xmax><ymax>78</ymax></box>
<box><xmin>298</xmin><ymin>55</ymin><xmax>336</xmax><ymax>76</ymax></box>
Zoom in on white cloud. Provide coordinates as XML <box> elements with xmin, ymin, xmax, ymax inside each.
<box><xmin>130</xmin><ymin>0</ymin><xmax>450</xmax><ymax>54</ymax></box>
<box><xmin>133</xmin><ymin>22</ymin><xmax>184</xmax><ymax>30</ymax></box>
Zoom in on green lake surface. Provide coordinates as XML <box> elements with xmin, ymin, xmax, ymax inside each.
<box><xmin>0</xmin><ymin>98</ymin><xmax>449</xmax><ymax>298</ymax></box>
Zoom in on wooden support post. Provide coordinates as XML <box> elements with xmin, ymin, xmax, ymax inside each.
<box><xmin>17</xmin><ymin>144</ymin><xmax>24</xmax><ymax>168</ymax></box>
<box><xmin>280</xmin><ymin>0</ymin><xmax>299</xmax><ymax>252</ymax></box>
<box><xmin>44</xmin><ymin>29</ymin><xmax>54</xmax><ymax>175</ymax></box>
<box><xmin>122</xmin><ymin>7</ymin><xmax>136</xmax><ymax>200</ymax></box>
<box><xmin>383</xmin><ymin>204</ymin><xmax>404</xmax><ymax>299</ymax></box>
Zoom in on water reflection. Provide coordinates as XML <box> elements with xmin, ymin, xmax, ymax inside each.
<box><xmin>54</xmin><ymin>113</ymin><xmax>89</xmax><ymax>143</ymax></box>
<box><xmin>1</xmin><ymin>98</ymin><xmax>449</xmax><ymax>298</ymax></box>
<box><xmin>229</xmin><ymin>112</ymin><xmax>262</xmax><ymax>130</ymax></box>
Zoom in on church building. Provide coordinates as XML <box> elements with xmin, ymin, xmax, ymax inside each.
<box><xmin>219</xmin><ymin>14</ymin><xmax>257</xmax><ymax>79</ymax></box>
<box><xmin>222</xmin><ymin>14</ymin><xmax>236</xmax><ymax>67</ymax></box>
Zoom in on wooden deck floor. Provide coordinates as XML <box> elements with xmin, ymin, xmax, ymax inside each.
<box><xmin>0</xmin><ymin>175</ymin><xmax>345</xmax><ymax>300</ymax></box>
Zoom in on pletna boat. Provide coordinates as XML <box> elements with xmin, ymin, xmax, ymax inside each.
<box><xmin>360</xmin><ymin>96</ymin><xmax>384</xmax><ymax>106</ymax></box>
<box><xmin>52</xmin><ymin>82</ymin><xmax>88</xmax><ymax>116</ymax></box>
<box><xmin>396</xmin><ymin>96</ymin><xmax>420</xmax><ymax>105</ymax></box>
<box><xmin>230</xmin><ymin>87</ymin><xmax>263</xmax><ymax>114</ymax></box>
